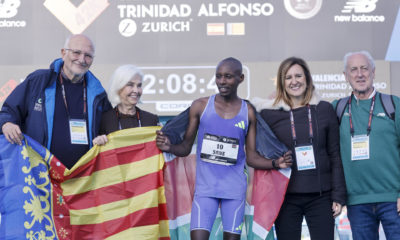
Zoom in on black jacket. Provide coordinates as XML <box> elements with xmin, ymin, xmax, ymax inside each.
<box><xmin>254</xmin><ymin>97</ymin><xmax>346</xmax><ymax>205</ymax></box>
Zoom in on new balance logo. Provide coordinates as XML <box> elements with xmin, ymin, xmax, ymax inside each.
<box><xmin>341</xmin><ymin>0</ymin><xmax>378</xmax><ymax>14</ymax></box>
<box><xmin>0</xmin><ymin>0</ymin><xmax>20</xmax><ymax>18</ymax></box>
<box><xmin>235</xmin><ymin>121</ymin><xmax>245</xmax><ymax>130</ymax></box>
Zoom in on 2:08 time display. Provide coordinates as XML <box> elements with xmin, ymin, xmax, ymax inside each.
<box><xmin>139</xmin><ymin>65</ymin><xmax>250</xmax><ymax>114</ymax></box>
<box><xmin>143</xmin><ymin>72</ymin><xmax>217</xmax><ymax>95</ymax></box>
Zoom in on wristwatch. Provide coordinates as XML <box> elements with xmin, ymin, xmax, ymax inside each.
<box><xmin>272</xmin><ymin>159</ymin><xmax>280</xmax><ymax>170</ymax></box>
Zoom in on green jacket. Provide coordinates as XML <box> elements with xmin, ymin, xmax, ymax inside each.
<box><xmin>332</xmin><ymin>92</ymin><xmax>400</xmax><ymax>205</ymax></box>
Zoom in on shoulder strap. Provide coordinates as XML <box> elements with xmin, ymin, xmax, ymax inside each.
<box><xmin>335</xmin><ymin>96</ymin><xmax>350</xmax><ymax>123</ymax></box>
<box><xmin>379</xmin><ymin>92</ymin><xmax>395</xmax><ymax>120</ymax></box>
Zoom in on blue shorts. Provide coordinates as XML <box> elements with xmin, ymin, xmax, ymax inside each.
<box><xmin>190</xmin><ymin>195</ymin><xmax>245</xmax><ymax>234</ymax></box>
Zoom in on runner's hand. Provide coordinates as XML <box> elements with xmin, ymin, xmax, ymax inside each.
<box><xmin>156</xmin><ymin>130</ymin><xmax>171</xmax><ymax>152</ymax></box>
<box><xmin>277</xmin><ymin>150</ymin><xmax>293</xmax><ymax>169</ymax></box>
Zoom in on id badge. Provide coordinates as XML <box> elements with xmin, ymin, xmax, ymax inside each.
<box><xmin>69</xmin><ymin>119</ymin><xmax>88</xmax><ymax>145</ymax></box>
<box><xmin>295</xmin><ymin>145</ymin><xmax>316</xmax><ymax>171</ymax></box>
<box><xmin>200</xmin><ymin>133</ymin><xmax>239</xmax><ymax>166</ymax></box>
<box><xmin>351</xmin><ymin>134</ymin><xmax>369</xmax><ymax>160</ymax></box>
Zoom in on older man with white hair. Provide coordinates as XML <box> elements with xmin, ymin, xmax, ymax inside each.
<box><xmin>0</xmin><ymin>34</ymin><xmax>111</xmax><ymax>169</ymax></box>
<box><xmin>333</xmin><ymin>50</ymin><xmax>400</xmax><ymax>240</ymax></box>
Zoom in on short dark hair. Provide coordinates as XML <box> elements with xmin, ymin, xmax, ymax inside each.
<box><xmin>218</xmin><ymin>57</ymin><xmax>243</xmax><ymax>75</ymax></box>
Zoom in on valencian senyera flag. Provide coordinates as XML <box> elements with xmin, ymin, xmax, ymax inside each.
<box><xmin>0</xmin><ymin>125</ymin><xmax>290</xmax><ymax>240</ymax></box>
<box><xmin>0</xmin><ymin>127</ymin><xmax>169</xmax><ymax>240</ymax></box>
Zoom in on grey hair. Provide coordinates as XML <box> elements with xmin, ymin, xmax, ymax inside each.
<box><xmin>63</xmin><ymin>36</ymin><xmax>71</xmax><ymax>48</ymax></box>
<box><xmin>63</xmin><ymin>34</ymin><xmax>96</xmax><ymax>52</ymax></box>
<box><xmin>108</xmin><ymin>64</ymin><xmax>143</xmax><ymax>107</ymax></box>
<box><xmin>343</xmin><ymin>50</ymin><xmax>375</xmax><ymax>72</ymax></box>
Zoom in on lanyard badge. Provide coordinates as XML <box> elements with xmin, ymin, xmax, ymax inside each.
<box><xmin>290</xmin><ymin>105</ymin><xmax>316</xmax><ymax>171</ymax></box>
<box><xmin>348</xmin><ymin>93</ymin><xmax>374</xmax><ymax>160</ymax></box>
<box><xmin>59</xmin><ymin>73</ymin><xmax>88</xmax><ymax>145</ymax></box>
<box><xmin>69</xmin><ymin>119</ymin><xmax>89</xmax><ymax>144</ymax></box>
<box><xmin>351</xmin><ymin>134</ymin><xmax>369</xmax><ymax>160</ymax></box>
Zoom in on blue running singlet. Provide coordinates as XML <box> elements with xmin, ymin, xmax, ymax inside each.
<box><xmin>195</xmin><ymin>95</ymin><xmax>248</xmax><ymax>200</ymax></box>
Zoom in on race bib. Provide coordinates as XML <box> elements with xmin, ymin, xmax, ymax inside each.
<box><xmin>351</xmin><ymin>134</ymin><xmax>369</xmax><ymax>161</ymax></box>
<box><xmin>69</xmin><ymin>119</ymin><xmax>88</xmax><ymax>145</ymax></box>
<box><xmin>295</xmin><ymin>145</ymin><xmax>316</xmax><ymax>171</ymax></box>
<box><xmin>200</xmin><ymin>133</ymin><xmax>239</xmax><ymax>166</ymax></box>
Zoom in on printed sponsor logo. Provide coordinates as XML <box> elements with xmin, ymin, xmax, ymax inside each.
<box><xmin>334</xmin><ymin>0</ymin><xmax>385</xmax><ymax>22</ymax></box>
<box><xmin>234</xmin><ymin>120</ymin><xmax>245</xmax><ymax>130</ymax></box>
<box><xmin>284</xmin><ymin>0</ymin><xmax>323</xmax><ymax>19</ymax></box>
<box><xmin>43</xmin><ymin>0</ymin><xmax>110</xmax><ymax>34</ymax></box>
<box><xmin>342</xmin><ymin>0</ymin><xmax>377</xmax><ymax>13</ymax></box>
<box><xmin>119</xmin><ymin>19</ymin><xmax>137</xmax><ymax>37</ymax></box>
<box><xmin>0</xmin><ymin>0</ymin><xmax>26</xmax><ymax>28</ymax></box>
<box><xmin>155</xmin><ymin>101</ymin><xmax>191</xmax><ymax>112</ymax></box>
<box><xmin>117</xmin><ymin>2</ymin><xmax>273</xmax><ymax>37</ymax></box>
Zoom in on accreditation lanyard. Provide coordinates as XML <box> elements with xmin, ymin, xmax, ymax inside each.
<box><xmin>348</xmin><ymin>93</ymin><xmax>375</xmax><ymax>137</ymax></box>
<box><xmin>289</xmin><ymin>105</ymin><xmax>313</xmax><ymax>146</ymax></box>
<box><xmin>59</xmin><ymin>73</ymin><xmax>88</xmax><ymax>145</ymax></box>
<box><xmin>59</xmin><ymin>73</ymin><xmax>87</xmax><ymax>118</ymax></box>
<box><xmin>115</xmin><ymin>107</ymin><xmax>141</xmax><ymax>130</ymax></box>
<box><xmin>289</xmin><ymin>105</ymin><xmax>316</xmax><ymax>171</ymax></box>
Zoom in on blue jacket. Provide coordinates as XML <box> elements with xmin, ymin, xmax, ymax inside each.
<box><xmin>0</xmin><ymin>58</ymin><xmax>112</xmax><ymax>149</ymax></box>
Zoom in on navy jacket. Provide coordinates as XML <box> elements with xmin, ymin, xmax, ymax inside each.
<box><xmin>161</xmin><ymin>103</ymin><xmax>288</xmax><ymax>160</ymax></box>
<box><xmin>0</xmin><ymin>58</ymin><xmax>112</xmax><ymax>149</ymax></box>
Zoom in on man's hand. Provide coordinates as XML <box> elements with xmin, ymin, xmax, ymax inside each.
<box><xmin>332</xmin><ymin>202</ymin><xmax>343</xmax><ymax>218</ymax></box>
<box><xmin>397</xmin><ymin>198</ymin><xmax>400</xmax><ymax>216</ymax></box>
<box><xmin>2</xmin><ymin>122</ymin><xmax>23</xmax><ymax>145</ymax></box>
<box><xmin>277</xmin><ymin>150</ymin><xmax>293</xmax><ymax>169</ymax></box>
<box><xmin>156</xmin><ymin>130</ymin><xmax>171</xmax><ymax>152</ymax></box>
<box><xmin>92</xmin><ymin>135</ymin><xmax>108</xmax><ymax>146</ymax></box>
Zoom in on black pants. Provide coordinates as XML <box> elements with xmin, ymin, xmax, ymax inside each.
<box><xmin>275</xmin><ymin>191</ymin><xmax>335</xmax><ymax>240</ymax></box>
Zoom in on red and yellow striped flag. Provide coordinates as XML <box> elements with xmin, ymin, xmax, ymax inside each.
<box><xmin>49</xmin><ymin>126</ymin><xmax>169</xmax><ymax>239</ymax></box>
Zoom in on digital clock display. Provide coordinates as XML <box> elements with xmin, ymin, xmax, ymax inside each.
<box><xmin>139</xmin><ymin>65</ymin><xmax>250</xmax><ymax>114</ymax></box>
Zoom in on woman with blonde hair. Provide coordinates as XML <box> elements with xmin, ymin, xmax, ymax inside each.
<box><xmin>93</xmin><ymin>64</ymin><xmax>158</xmax><ymax>145</ymax></box>
<box><xmin>252</xmin><ymin>57</ymin><xmax>346</xmax><ymax>240</ymax></box>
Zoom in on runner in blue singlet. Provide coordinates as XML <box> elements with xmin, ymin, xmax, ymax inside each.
<box><xmin>156</xmin><ymin>57</ymin><xmax>292</xmax><ymax>240</ymax></box>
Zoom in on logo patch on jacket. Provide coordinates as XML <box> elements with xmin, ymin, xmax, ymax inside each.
<box><xmin>34</xmin><ymin>98</ymin><xmax>42</xmax><ymax>112</ymax></box>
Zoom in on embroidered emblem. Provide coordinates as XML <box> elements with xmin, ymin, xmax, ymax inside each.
<box><xmin>34</xmin><ymin>98</ymin><xmax>42</xmax><ymax>112</ymax></box>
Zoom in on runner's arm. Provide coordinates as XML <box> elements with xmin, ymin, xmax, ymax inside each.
<box><xmin>156</xmin><ymin>98</ymin><xmax>205</xmax><ymax>157</ymax></box>
<box><xmin>245</xmin><ymin>105</ymin><xmax>292</xmax><ymax>169</ymax></box>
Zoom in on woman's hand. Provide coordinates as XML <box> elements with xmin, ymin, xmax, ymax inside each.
<box><xmin>332</xmin><ymin>202</ymin><xmax>343</xmax><ymax>218</ymax></box>
<box><xmin>93</xmin><ymin>135</ymin><xmax>108</xmax><ymax>146</ymax></box>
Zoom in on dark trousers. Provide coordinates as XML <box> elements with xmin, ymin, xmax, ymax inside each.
<box><xmin>275</xmin><ymin>191</ymin><xmax>334</xmax><ymax>240</ymax></box>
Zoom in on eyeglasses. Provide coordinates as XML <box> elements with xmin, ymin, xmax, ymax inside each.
<box><xmin>64</xmin><ymin>48</ymin><xmax>94</xmax><ymax>61</ymax></box>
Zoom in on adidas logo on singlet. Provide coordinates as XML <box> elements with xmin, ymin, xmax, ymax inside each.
<box><xmin>235</xmin><ymin>121</ymin><xmax>245</xmax><ymax>129</ymax></box>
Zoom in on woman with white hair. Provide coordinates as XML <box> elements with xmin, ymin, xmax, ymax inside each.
<box><xmin>92</xmin><ymin>64</ymin><xmax>159</xmax><ymax>145</ymax></box>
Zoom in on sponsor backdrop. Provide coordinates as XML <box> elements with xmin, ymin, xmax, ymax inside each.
<box><xmin>1</xmin><ymin>0</ymin><xmax>399</xmax><ymax>115</ymax></box>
